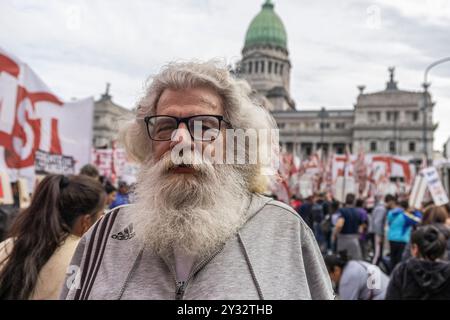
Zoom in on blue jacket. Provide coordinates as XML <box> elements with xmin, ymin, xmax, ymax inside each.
<box><xmin>109</xmin><ymin>193</ymin><xmax>130</xmax><ymax>209</ymax></box>
<box><xmin>387</xmin><ymin>208</ymin><xmax>421</xmax><ymax>243</ymax></box>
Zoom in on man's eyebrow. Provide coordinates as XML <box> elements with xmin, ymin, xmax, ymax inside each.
<box><xmin>198</xmin><ymin>97</ymin><xmax>219</xmax><ymax>110</ymax></box>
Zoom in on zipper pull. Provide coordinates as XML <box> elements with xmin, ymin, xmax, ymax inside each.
<box><xmin>175</xmin><ymin>281</ymin><xmax>186</xmax><ymax>300</ymax></box>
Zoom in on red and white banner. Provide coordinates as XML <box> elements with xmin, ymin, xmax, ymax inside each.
<box><xmin>271</xmin><ymin>149</ymin><xmax>418</xmax><ymax>203</ymax></box>
<box><xmin>331</xmin><ymin>153</ymin><xmax>415</xmax><ymax>196</ymax></box>
<box><xmin>0</xmin><ymin>48</ymin><xmax>94</xmax><ymax>191</ymax></box>
<box><xmin>92</xmin><ymin>147</ymin><xmax>139</xmax><ymax>186</ymax></box>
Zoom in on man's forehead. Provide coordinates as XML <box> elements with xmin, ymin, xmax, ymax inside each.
<box><xmin>156</xmin><ymin>87</ymin><xmax>223</xmax><ymax>112</ymax></box>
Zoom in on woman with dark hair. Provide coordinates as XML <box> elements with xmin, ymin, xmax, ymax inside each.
<box><xmin>386</xmin><ymin>225</ymin><xmax>450</xmax><ymax>300</ymax></box>
<box><xmin>401</xmin><ymin>205</ymin><xmax>450</xmax><ymax>261</ymax></box>
<box><xmin>324</xmin><ymin>250</ymin><xmax>389</xmax><ymax>300</ymax></box>
<box><xmin>0</xmin><ymin>174</ymin><xmax>106</xmax><ymax>300</ymax></box>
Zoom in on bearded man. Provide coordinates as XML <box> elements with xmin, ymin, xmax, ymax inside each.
<box><xmin>60</xmin><ymin>61</ymin><xmax>334</xmax><ymax>300</ymax></box>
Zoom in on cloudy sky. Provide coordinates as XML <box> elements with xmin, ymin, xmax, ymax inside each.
<box><xmin>1</xmin><ymin>0</ymin><xmax>450</xmax><ymax>150</ymax></box>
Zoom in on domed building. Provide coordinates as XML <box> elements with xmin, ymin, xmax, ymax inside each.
<box><xmin>237</xmin><ymin>1</ymin><xmax>434</xmax><ymax>162</ymax></box>
<box><xmin>239</xmin><ymin>0</ymin><xmax>295</xmax><ymax>111</ymax></box>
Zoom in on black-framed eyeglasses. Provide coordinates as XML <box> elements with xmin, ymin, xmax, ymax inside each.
<box><xmin>143</xmin><ymin>114</ymin><xmax>231</xmax><ymax>141</ymax></box>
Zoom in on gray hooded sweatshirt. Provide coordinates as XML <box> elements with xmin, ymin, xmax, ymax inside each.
<box><xmin>59</xmin><ymin>194</ymin><xmax>334</xmax><ymax>300</ymax></box>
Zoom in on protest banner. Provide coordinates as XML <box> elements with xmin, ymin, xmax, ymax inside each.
<box><xmin>421</xmin><ymin>167</ymin><xmax>449</xmax><ymax>207</ymax></box>
<box><xmin>0</xmin><ymin>48</ymin><xmax>94</xmax><ymax>191</ymax></box>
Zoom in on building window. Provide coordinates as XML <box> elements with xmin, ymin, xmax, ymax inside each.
<box><xmin>260</xmin><ymin>60</ymin><xmax>265</xmax><ymax>73</ymax></box>
<box><xmin>387</xmin><ymin>111</ymin><xmax>399</xmax><ymax>122</ymax></box>
<box><xmin>409</xmin><ymin>141</ymin><xmax>416</xmax><ymax>152</ymax></box>
<box><xmin>320</xmin><ymin>123</ymin><xmax>330</xmax><ymax>129</ymax></box>
<box><xmin>305</xmin><ymin>145</ymin><xmax>312</xmax><ymax>156</ymax></box>
<box><xmin>286</xmin><ymin>142</ymin><xmax>293</xmax><ymax>153</ymax></box>
<box><xmin>274</xmin><ymin>62</ymin><xmax>278</xmax><ymax>74</ymax></box>
<box><xmin>268</xmin><ymin>61</ymin><xmax>272</xmax><ymax>74</ymax></box>
<box><xmin>335</xmin><ymin>123</ymin><xmax>345</xmax><ymax>129</ymax></box>
<box><xmin>368</xmin><ymin>111</ymin><xmax>380</xmax><ymax>122</ymax></box>
<box><xmin>406</xmin><ymin>111</ymin><xmax>418</xmax><ymax>122</ymax></box>
<box><xmin>255</xmin><ymin>61</ymin><xmax>259</xmax><ymax>73</ymax></box>
<box><xmin>389</xmin><ymin>141</ymin><xmax>396</xmax><ymax>153</ymax></box>
<box><xmin>370</xmin><ymin>141</ymin><xmax>377</xmax><ymax>152</ymax></box>
<box><xmin>248</xmin><ymin>62</ymin><xmax>252</xmax><ymax>74</ymax></box>
<box><xmin>280</xmin><ymin>64</ymin><xmax>284</xmax><ymax>75</ymax></box>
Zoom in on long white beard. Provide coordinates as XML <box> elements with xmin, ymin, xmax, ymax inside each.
<box><xmin>132</xmin><ymin>153</ymin><xmax>253</xmax><ymax>258</ymax></box>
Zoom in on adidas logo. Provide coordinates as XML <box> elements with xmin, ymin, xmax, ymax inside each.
<box><xmin>111</xmin><ymin>223</ymin><xmax>136</xmax><ymax>240</ymax></box>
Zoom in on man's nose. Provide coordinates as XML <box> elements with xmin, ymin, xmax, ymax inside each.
<box><xmin>169</xmin><ymin>122</ymin><xmax>193</xmax><ymax>149</ymax></box>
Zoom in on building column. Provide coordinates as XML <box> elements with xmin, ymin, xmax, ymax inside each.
<box><xmin>294</xmin><ymin>143</ymin><xmax>301</xmax><ymax>158</ymax></box>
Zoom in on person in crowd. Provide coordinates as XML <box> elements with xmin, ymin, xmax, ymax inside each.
<box><xmin>290</xmin><ymin>195</ymin><xmax>302</xmax><ymax>212</ymax></box>
<box><xmin>0</xmin><ymin>182</ymin><xmax>20</xmax><ymax>242</ymax></box>
<box><xmin>79</xmin><ymin>164</ymin><xmax>100</xmax><ymax>181</ymax></box>
<box><xmin>386</xmin><ymin>225</ymin><xmax>450</xmax><ymax>299</ymax></box>
<box><xmin>324</xmin><ymin>251</ymin><xmax>390</xmax><ymax>300</ymax></box>
<box><xmin>444</xmin><ymin>204</ymin><xmax>450</xmax><ymax>227</ymax></box>
<box><xmin>60</xmin><ymin>60</ymin><xmax>334</xmax><ymax>300</ymax></box>
<box><xmin>333</xmin><ymin>193</ymin><xmax>363</xmax><ymax>260</ymax></box>
<box><xmin>355</xmin><ymin>198</ymin><xmax>369</xmax><ymax>260</ymax></box>
<box><xmin>109</xmin><ymin>181</ymin><xmax>130</xmax><ymax>209</ymax></box>
<box><xmin>387</xmin><ymin>200</ymin><xmax>421</xmax><ymax>272</ymax></box>
<box><xmin>330</xmin><ymin>200</ymin><xmax>341</xmax><ymax>253</ymax></box>
<box><xmin>297</xmin><ymin>194</ymin><xmax>315</xmax><ymax>230</ymax></box>
<box><xmin>104</xmin><ymin>181</ymin><xmax>117</xmax><ymax>209</ymax></box>
<box><xmin>0</xmin><ymin>175</ymin><xmax>106</xmax><ymax>299</ymax></box>
<box><xmin>312</xmin><ymin>192</ymin><xmax>329</xmax><ymax>254</ymax></box>
<box><xmin>402</xmin><ymin>205</ymin><xmax>450</xmax><ymax>261</ymax></box>
<box><xmin>369</xmin><ymin>194</ymin><xmax>394</xmax><ymax>266</ymax></box>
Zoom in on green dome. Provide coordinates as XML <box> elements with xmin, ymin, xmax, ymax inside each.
<box><xmin>244</xmin><ymin>0</ymin><xmax>287</xmax><ymax>50</ymax></box>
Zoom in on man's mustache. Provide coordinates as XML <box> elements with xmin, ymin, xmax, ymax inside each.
<box><xmin>156</xmin><ymin>152</ymin><xmax>214</xmax><ymax>174</ymax></box>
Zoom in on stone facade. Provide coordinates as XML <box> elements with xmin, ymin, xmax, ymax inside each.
<box><xmin>273</xmin><ymin>109</ymin><xmax>354</xmax><ymax>158</ymax></box>
<box><xmin>352</xmin><ymin>74</ymin><xmax>434</xmax><ymax>159</ymax></box>
<box><xmin>272</xmin><ymin>69</ymin><xmax>435</xmax><ymax>161</ymax></box>
<box><xmin>93</xmin><ymin>84</ymin><xmax>133</xmax><ymax>149</ymax></box>
<box><xmin>240</xmin><ymin>46</ymin><xmax>295</xmax><ymax>111</ymax></box>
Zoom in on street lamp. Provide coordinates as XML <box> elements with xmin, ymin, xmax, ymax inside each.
<box><xmin>422</xmin><ymin>57</ymin><xmax>450</xmax><ymax>166</ymax></box>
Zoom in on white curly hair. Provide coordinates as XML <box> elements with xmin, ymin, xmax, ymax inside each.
<box><xmin>119</xmin><ymin>60</ymin><xmax>278</xmax><ymax>193</ymax></box>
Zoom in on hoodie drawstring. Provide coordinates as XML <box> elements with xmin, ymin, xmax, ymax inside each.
<box><xmin>237</xmin><ymin>232</ymin><xmax>264</xmax><ymax>300</ymax></box>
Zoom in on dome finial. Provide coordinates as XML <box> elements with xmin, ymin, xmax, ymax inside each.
<box><xmin>101</xmin><ymin>82</ymin><xmax>112</xmax><ymax>100</ymax></box>
<box><xmin>263</xmin><ymin>0</ymin><xmax>274</xmax><ymax>9</ymax></box>
<box><xmin>386</xmin><ymin>66</ymin><xmax>398</xmax><ymax>90</ymax></box>
<box><xmin>244</xmin><ymin>0</ymin><xmax>286</xmax><ymax>50</ymax></box>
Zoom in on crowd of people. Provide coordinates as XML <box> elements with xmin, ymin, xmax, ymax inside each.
<box><xmin>291</xmin><ymin>191</ymin><xmax>450</xmax><ymax>299</ymax></box>
<box><xmin>0</xmin><ymin>60</ymin><xmax>449</xmax><ymax>300</ymax></box>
